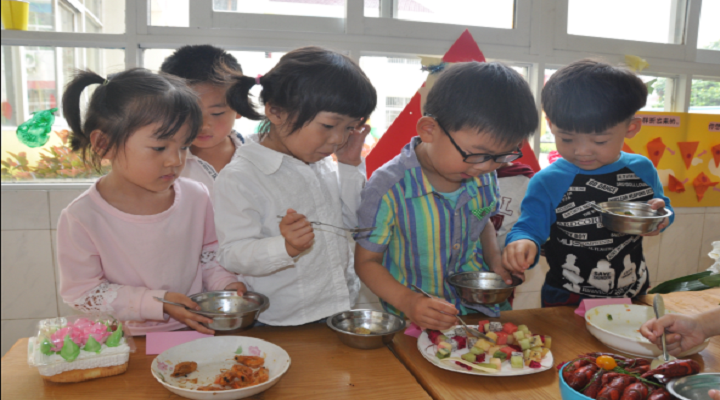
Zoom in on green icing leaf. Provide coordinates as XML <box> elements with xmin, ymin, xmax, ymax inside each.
<box><xmin>40</xmin><ymin>337</ymin><xmax>54</xmax><ymax>356</ymax></box>
<box><xmin>84</xmin><ymin>336</ymin><xmax>102</xmax><ymax>353</ymax></box>
<box><xmin>16</xmin><ymin>108</ymin><xmax>57</xmax><ymax>148</ymax></box>
<box><xmin>59</xmin><ymin>335</ymin><xmax>80</xmax><ymax>361</ymax></box>
<box><xmin>106</xmin><ymin>322</ymin><xmax>123</xmax><ymax>347</ymax></box>
<box><xmin>235</xmin><ymin>346</ymin><xmax>243</xmax><ymax>355</ymax></box>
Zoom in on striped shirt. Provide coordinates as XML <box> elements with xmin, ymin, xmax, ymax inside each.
<box><xmin>355</xmin><ymin>137</ymin><xmax>500</xmax><ymax>315</ymax></box>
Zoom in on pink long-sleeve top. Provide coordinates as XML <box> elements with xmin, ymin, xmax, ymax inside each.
<box><xmin>57</xmin><ymin>177</ymin><xmax>240</xmax><ymax>336</ymax></box>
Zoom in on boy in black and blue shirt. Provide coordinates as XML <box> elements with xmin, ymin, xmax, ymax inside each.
<box><xmin>503</xmin><ymin>60</ymin><xmax>674</xmax><ymax>307</ymax></box>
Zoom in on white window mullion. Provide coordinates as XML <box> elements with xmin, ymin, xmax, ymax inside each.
<box><xmin>124</xmin><ymin>0</ymin><xmax>141</xmax><ymax>69</ymax></box>
<box><xmin>683</xmin><ymin>0</ymin><xmax>702</xmax><ymax>62</ymax></box>
<box><xmin>189</xmin><ymin>0</ymin><xmax>213</xmax><ymax>29</ymax></box>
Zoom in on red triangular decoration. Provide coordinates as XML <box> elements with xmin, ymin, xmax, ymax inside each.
<box><xmin>677</xmin><ymin>142</ymin><xmax>699</xmax><ymax>169</ymax></box>
<box><xmin>442</xmin><ymin>29</ymin><xmax>486</xmax><ymax>63</ymax></box>
<box><xmin>667</xmin><ymin>174</ymin><xmax>685</xmax><ymax>193</ymax></box>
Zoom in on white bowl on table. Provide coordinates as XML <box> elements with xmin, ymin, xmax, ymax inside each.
<box><xmin>584</xmin><ymin>304</ymin><xmax>710</xmax><ymax>358</ymax></box>
<box><xmin>150</xmin><ymin>336</ymin><xmax>291</xmax><ymax>400</ymax></box>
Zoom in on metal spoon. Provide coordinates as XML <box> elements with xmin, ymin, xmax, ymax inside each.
<box><xmin>410</xmin><ymin>284</ymin><xmax>495</xmax><ymax>344</ymax></box>
<box><xmin>650</xmin><ymin>294</ymin><xmax>676</xmax><ymax>369</ymax></box>
<box><xmin>153</xmin><ymin>296</ymin><xmax>216</xmax><ymax>318</ymax></box>
<box><xmin>276</xmin><ymin>215</ymin><xmax>375</xmax><ymax>233</ymax></box>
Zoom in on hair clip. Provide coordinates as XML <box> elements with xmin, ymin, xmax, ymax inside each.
<box><xmin>102</xmin><ymin>79</ymin><xmax>109</xmax><ymax>86</ymax></box>
<box><xmin>255</xmin><ymin>74</ymin><xmax>263</xmax><ymax>85</ymax></box>
<box><xmin>421</xmin><ymin>62</ymin><xmax>447</xmax><ymax>75</ymax></box>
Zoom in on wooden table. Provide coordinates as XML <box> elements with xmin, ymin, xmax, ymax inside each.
<box><xmin>390</xmin><ymin>306</ymin><xmax>720</xmax><ymax>400</ymax></box>
<box><xmin>636</xmin><ymin>288</ymin><xmax>720</xmax><ymax>315</ymax></box>
<box><xmin>1</xmin><ymin>322</ymin><xmax>431</xmax><ymax>400</ymax></box>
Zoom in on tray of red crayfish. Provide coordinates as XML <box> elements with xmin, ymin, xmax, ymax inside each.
<box><xmin>558</xmin><ymin>352</ymin><xmax>701</xmax><ymax>400</ymax></box>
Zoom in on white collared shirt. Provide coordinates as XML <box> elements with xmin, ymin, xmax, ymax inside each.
<box><xmin>214</xmin><ymin>141</ymin><xmax>364</xmax><ymax>326</ymax></box>
<box><xmin>181</xmin><ymin>132</ymin><xmax>246</xmax><ymax>203</ymax></box>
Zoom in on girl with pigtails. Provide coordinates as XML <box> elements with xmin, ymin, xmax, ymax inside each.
<box><xmin>57</xmin><ymin>68</ymin><xmax>245</xmax><ymax>336</ymax></box>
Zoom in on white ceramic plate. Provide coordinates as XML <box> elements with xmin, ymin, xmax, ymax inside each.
<box><xmin>417</xmin><ymin>325</ymin><xmax>554</xmax><ymax>376</ymax></box>
<box><xmin>151</xmin><ymin>336</ymin><xmax>291</xmax><ymax>400</ymax></box>
<box><xmin>585</xmin><ymin>304</ymin><xmax>710</xmax><ymax>358</ymax></box>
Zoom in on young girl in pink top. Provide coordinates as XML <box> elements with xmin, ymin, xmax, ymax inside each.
<box><xmin>57</xmin><ymin>68</ymin><xmax>245</xmax><ymax>336</ymax></box>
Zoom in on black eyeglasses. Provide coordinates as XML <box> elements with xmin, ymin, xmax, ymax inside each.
<box><xmin>426</xmin><ymin>114</ymin><xmax>523</xmax><ymax>164</ymax></box>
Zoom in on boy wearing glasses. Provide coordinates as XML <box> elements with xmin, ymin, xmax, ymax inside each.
<box><xmin>354</xmin><ymin>62</ymin><xmax>538</xmax><ymax>330</ymax></box>
<box><xmin>503</xmin><ymin>60</ymin><xmax>673</xmax><ymax>308</ymax></box>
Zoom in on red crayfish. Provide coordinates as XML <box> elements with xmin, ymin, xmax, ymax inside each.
<box><xmin>641</xmin><ymin>359</ymin><xmax>701</xmax><ymax>384</ymax></box>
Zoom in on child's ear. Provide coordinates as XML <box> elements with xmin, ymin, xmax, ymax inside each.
<box><xmin>416</xmin><ymin>116</ymin><xmax>439</xmax><ymax>143</ymax></box>
<box><xmin>264</xmin><ymin>103</ymin><xmax>286</xmax><ymax>126</ymax></box>
<box><xmin>624</xmin><ymin>117</ymin><xmax>642</xmax><ymax>139</ymax></box>
<box><xmin>90</xmin><ymin>130</ymin><xmax>113</xmax><ymax>159</ymax></box>
<box><xmin>235</xmin><ymin>113</ymin><xmax>242</xmax><ymax>120</ymax></box>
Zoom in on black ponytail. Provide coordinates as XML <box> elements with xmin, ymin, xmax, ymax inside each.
<box><xmin>62</xmin><ymin>71</ymin><xmax>105</xmax><ymax>159</ymax></box>
<box><xmin>226</xmin><ymin>74</ymin><xmax>262</xmax><ymax>120</ymax></box>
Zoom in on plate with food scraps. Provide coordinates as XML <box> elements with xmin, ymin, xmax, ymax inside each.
<box><xmin>151</xmin><ymin>336</ymin><xmax>291</xmax><ymax>400</ymax></box>
<box><xmin>585</xmin><ymin>304</ymin><xmax>710</xmax><ymax>358</ymax></box>
<box><xmin>417</xmin><ymin>321</ymin><xmax>554</xmax><ymax>376</ymax></box>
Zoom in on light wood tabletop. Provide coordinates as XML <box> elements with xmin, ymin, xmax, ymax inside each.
<box><xmin>390</xmin><ymin>306</ymin><xmax>720</xmax><ymax>400</ymax></box>
<box><xmin>636</xmin><ymin>288</ymin><xmax>720</xmax><ymax>315</ymax></box>
<box><xmin>1</xmin><ymin>322</ymin><xmax>431</xmax><ymax>400</ymax></box>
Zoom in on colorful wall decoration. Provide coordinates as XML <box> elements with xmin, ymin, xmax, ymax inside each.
<box><xmin>627</xmin><ymin>111</ymin><xmax>720</xmax><ymax>207</ymax></box>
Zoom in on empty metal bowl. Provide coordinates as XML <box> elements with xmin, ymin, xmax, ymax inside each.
<box><xmin>667</xmin><ymin>373</ymin><xmax>720</xmax><ymax>400</ymax></box>
<box><xmin>448</xmin><ymin>272</ymin><xmax>522</xmax><ymax>305</ymax></box>
<box><xmin>327</xmin><ymin>309</ymin><xmax>406</xmax><ymax>350</ymax></box>
<box><xmin>595</xmin><ymin>201</ymin><xmax>672</xmax><ymax>235</ymax></box>
<box><xmin>188</xmin><ymin>291</ymin><xmax>268</xmax><ymax>331</ymax></box>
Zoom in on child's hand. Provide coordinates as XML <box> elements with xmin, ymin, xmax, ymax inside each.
<box><xmin>224</xmin><ymin>282</ymin><xmax>247</xmax><ymax>296</ymax></box>
<box><xmin>642</xmin><ymin>198</ymin><xmax>669</xmax><ymax>236</ymax></box>
<box><xmin>400</xmin><ymin>291</ymin><xmax>458</xmax><ymax>331</ymax></box>
<box><xmin>335</xmin><ymin>124</ymin><xmax>370</xmax><ymax>167</ymax></box>
<box><xmin>502</xmin><ymin>239</ymin><xmax>537</xmax><ymax>276</ymax></box>
<box><xmin>279</xmin><ymin>208</ymin><xmax>314</xmax><ymax>257</ymax></box>
<box><xmin>491</xmin><ymin>262</ymin><xmax>523</xmax><ymax>286</ymax></box>
<box><xmin>163</xmin><ymin>292</ymin><xmax>215</xmax><ymax>335</ymax></box>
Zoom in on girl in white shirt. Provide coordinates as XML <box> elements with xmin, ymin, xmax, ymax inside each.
<box><xmin>214</xmin><ymin>47</ymin><xmax>377</xmax><ymax>326</ymax></box>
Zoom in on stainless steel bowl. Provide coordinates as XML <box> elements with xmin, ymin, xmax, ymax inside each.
<box><xmin>188</xmin><ymin>291</ymin><xmax>268</xmax><ymax>331</ymax></box>
<box><xmin>667</xmin><ymin>373</ymin><xmax>720</xmax><ymax>400</ymax></box>
<box><xmin>326</xmin><ymin>309</ymin><xmax>406</xmax><ymax>350</ymax></box>
<box><xmin>596</xmin><ymin>201</ymin><xmax>672</xmax><ymax>235</ymax></box>
<box><xmin>448</xmin><ymin>272</ymin><xmax>522</xmax><ymax>305</ymax></box>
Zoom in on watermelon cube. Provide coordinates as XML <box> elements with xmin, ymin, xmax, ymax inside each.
<box><xmin>478</xmin><ymin>320</ymin><xmax>490</xmax><ymax>332</ymax></box>
<box><xmin>496</xmin><ymin>332</ymin><xmax>508</xmax><ymax>345</ymax></box>
<box><xmin>498</xmin><ymin>346</ymin><xmax>515</xmax><ymax>360</ymax></box>
<box><xmin>502</xmin><ymin>322</ymin><xmax>518</xmax><ymax>334</ymax></box>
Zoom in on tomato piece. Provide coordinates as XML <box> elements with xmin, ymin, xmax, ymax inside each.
<box><xmin>596</xmin><ymin>355</ymin><xmax>617</xmax><ymax>370</ymax></box>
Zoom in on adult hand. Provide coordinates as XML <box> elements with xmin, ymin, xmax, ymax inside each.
<box><xmin>163</xmin><ymin>292</ymin><xmax>215</xmax><ymax>335</ymax></box>
<box><xmin>279</xmin><ymin>208</ymin><xmax>314</xmax><ymax>257</ymax></box>
<box><xmin>640</xmin><ymin>313</ymin><xmax>705</xmax><ymax>356</ymax></box>
<box><xmin>400</xmin><ymin>291</ymin><xmax>458</xmax><ymax>331</ymax></box>
<box><xmin>224</xmin><ymin>281</ymin><xmax>247</xmax><ymax>296</ymax></box>
<box><xmin>335</xmin><ymin>124</ymin><xmax>370</xmax><ymax>167</ymax></box>
<box><xmin>709</xmin><ymin>389</ymin><xmax>720</xmax><ymax>400</ymax></box>
<box><xmin>642</xmin><ymin>198</ymin><xmax>669</xmax><ymax>236</ymax></box>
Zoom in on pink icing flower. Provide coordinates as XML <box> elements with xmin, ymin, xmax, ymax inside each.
<box><xmin>85</xmin><ymin>323</ymin><xmax>111</xmax><ymax>344</ymax></box>
<box><xmin>48</xmin><ymin>319</ymin><xmax>113</xmax><ymax>351</ymax></box>
<box><xmin>249</xmin><ymin>346</ymin><xmax>261</xmax><ymax>356</ymax></box>
<box><xmin>50</xmin><ymin>327</ymin><xmax>72</xmax><ymax>352</ymax></box>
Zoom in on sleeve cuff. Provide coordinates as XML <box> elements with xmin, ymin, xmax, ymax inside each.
<box><xmin>140</xmin><ymin>289</ymin><xmax>168</xmax><ymax>321</ymax></box>
<box><xmin>268</xmin><ymin>235</ymin><xmax>295</xmax><ymax>266</ymax></box>
<box><xmin>338</xmin><ymin>158</ymin><xmax>367</xmax><ymax>180</ymax></box>
<box><xmin>355</xmin><ymin>237</ymin><xmax>388</xmax><ymax>254</ymax></box>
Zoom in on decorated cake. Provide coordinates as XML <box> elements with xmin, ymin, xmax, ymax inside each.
<box><xmin>27</xmin><ymin>316</ymin><xmax>132</xmax><ymax>383</ymax></box>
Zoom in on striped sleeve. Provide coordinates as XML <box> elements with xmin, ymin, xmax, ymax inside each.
<box><xmin>487</xmin><ymin>171</ymin><xmax>501</xmax><ymax>217</ymax></box>
<box><xmin>354</xmin><ymin>187</ymin><xmax>397</xmax><ymax>254</ymax></box>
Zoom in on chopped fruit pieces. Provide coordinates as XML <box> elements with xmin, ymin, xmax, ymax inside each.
<box><xmin>519</xmin><ymin>338</ymin><xmax>531</xmax><ymax>351</ymax></box>
<box><xmin>489</xmin><ymin>358</ymin><xmax>502</xmax><ymax>369</ymax></box>
<box><xmin>455</xmin><ymin>361</ymin><xmax>472</xmax><ymax>370</ymax></box>
<box><xmin>478</xmin><ymin>320</ymin><xmax>490</xmax><ymax>332</ymax></box>
<box><xmin>452</xmin><ymin>336</ymin><xmax>467</xmax><ymax>350</ymax></box>
<box><xmin>488</xmin><ymin>322</ymin><xmax>503</xmax><ymax>332</ymax></box>
<box><xmin>529</xmin><ymin>361</ymin><xmax>542</xmax><ymax>369</ymax></box>
<box><xmin>469</xmin><ymin>346</ymin><xmax>483</xmax><ymax>356</ymax></box>
<box><xmin>511</xmin><ymin>353</ymin><xmax>524</xmax><ymax>369</ymax></box>
<box><xmin>474</xmin><ymin>339</ymin><xmax>493</xmax><ymax>352</ymax></box>
<box><xmin>485</xmin><ymin>332</ymin><xmax>498</xmax><ymax>342</ymax></box>
<box><xmin>513</xmin><ymin>331</ymin><xmax>525</xmax><ymax>341</ymax></box>
<box><xmin>461</xmin><ymin>352</ymin><xmax>477</xmax><ymax>363</ymax></box>
<box><xmin>498</xmin><ymin>347</ymin><xmax>515</xmax><ymax>360</ymax></box>
<box><xmin>502</xmin><ymin>322</ymin><xmax>518</xmax><ymax>334</ymax></box>
<box><xmin>436</xmin><ymin>348</ymin><xmax>451</xmax><ymax>359</ymax></box>
<box><xmin>544</xmin><ymin>336</ymin><xmax>552</xmax><ymax>350</ymax></box>
<box><xmin>495</xmin><ymin>332</ymin><xmax>508</xmax><ymax>345</ymax></box>
<box><xmin>476</xmin><ymin>362</ymin><xmax>498</xmax><ymax>370</ymax></box>
<box><xmin>493</xmin><ymin>351</ymin><xmax>507</xmax><ymax>361</ymax></box>
<box><xmin>530</xmin><ymin>335</ymin><xmax>543</xmax><ymax>348</ymax></box>
<box><xmin>517</xmin><ymin>325</ymin><xmax>529</xmax><ymax>334</ymax></box>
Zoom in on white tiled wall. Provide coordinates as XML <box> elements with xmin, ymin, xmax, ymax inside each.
<box><xmin>1</xmin><ymin>188</ymin><xmax>719</xmax><ymax>356</ymax></box>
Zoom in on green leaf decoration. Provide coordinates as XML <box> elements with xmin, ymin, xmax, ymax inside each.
<box><xmin>59</xmin><ymin>335</ymin><xmax>80</xmax><ymax>362</ymax></box>
<box><xmin>471</xmin><ymin>201</ymin><xmax>497</xmax><ymax>220</ymax></box>
<box><xmin>16</xmin><ymin>108</ymin><xmax>57</xmax><ymax>148</ymax></box>
<box><xmin>699</xmin><ymin>274</ymin><xmax>720</xmax><ymax>288</ymax></box>
<box><xmin>235</xmin><ymin>346</ymin><xmax>243</xmax><ymax>355</ymax></box>
<box><xmin>648</xmin><ymin>271</ymin><xmax>715</xmax><ymax>294</ymax></box>
<box><xmin>84</xmin><ymin>336</ymin><xmax>102</xmax><ymax>353</ymax></box>
<box><xmin>106</xmin><ymin>322</ymin><xmax>123</xmax><ymax>347</ymax></box>
<box><xmin>39</xmin><ymin>337</ymin><xmax>54</xmax><ymax>356</ymax></box>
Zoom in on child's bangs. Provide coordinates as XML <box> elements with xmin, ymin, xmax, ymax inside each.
<box><xmin>546</xmin><ymin>95</ymin><xmax>633</xmax><ymax>134</ymax></box>
<box><xmin>126</xmin><ymin>89</ymin><xmax>202</xmax><ymax>144</ymax></box>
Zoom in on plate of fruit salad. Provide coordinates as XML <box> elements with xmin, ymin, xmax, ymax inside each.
<box><xmin>417</xmin><ymin>321</ymin><xmax>554</xmax><ymax>376</ymax></box>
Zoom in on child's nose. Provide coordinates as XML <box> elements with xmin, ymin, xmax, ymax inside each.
<box><xmin>327</xmin><ymin>129</ymin><xmax>347</xmax><ymax>146</ymax></box>
<box><xmin>165</xmin><ymin>148</ymin><xmax>184</xmax><ymax>167</ymax></box>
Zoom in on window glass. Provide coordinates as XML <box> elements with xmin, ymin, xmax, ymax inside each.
<box><xmin>150</xmin><ymin>0</ymin><xmax>189</xmax><ymax>27</ymax></box>
<box><xmin>22</xmin><ymin>0</ymin><xmax>125</xmax><ymax>33</ymax></box>
<box><xmin>359</xmin><ymin>56</ymin><xmax>428</xmax><ymax>152</ymax></box>
<box><xmin>213</xmin><ymin>0</ymin><xmax>345</xmax><ymax>18</ymax></box>
<box><xmin>1</xmin><ymin>46</ymin><xmax>125</xmax><ymax>183</ymax></box>
<box><xmin>689</xmin><ymin>79</ymin><xmax>720</xmax><ymax>114</ymax></box>
<box><xmin>697</xmin><ymin>0</ymin><xmax>720</xmax><ymax>51</ymax></box>
<box><xmin>639</xmin><ymin>75</ymin><xmax>674</xmax><ymax>111</ymax></box>
<box><xmin>395</xmin><ymin>0</ymin><xmax>514</xmax><ymax>29</ymax></box>
<box><xmin>364</xmin><ymin>0</ymin><xmax>379</xmax><ymax>17</ymax></box>
<box><xmin>143</xmin><ymin>49</ymin><xmax>286</xmax><ymax>136</ymax></box>
<box><xmin>568</xmin><ymin>0</ymin><xmax>686</xmax><ymax>44</ymax></box>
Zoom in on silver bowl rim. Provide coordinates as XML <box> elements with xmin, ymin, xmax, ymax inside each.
<box><xmin>326</xmin><ymin>309</ymin><xmax>407</xmax><ymax>337</ymax></box>
<box><xmin>447</xmin><ymin>271</ymin><xmax>523</xmax><ymax>290</ymax></box>
<box><xmin>187</xmin><ymin>290</ymin><xmax>269</xmax><ymax>317</ymax></box>
<box><xmin>666</xmin><ymin>372</ymin><xmax>720</xmax><ymax>399</ymax></box>
<box><xmin>597</xmin><ymin>201</ymin><xmax>673</xmax><ymax>220</ymax></box>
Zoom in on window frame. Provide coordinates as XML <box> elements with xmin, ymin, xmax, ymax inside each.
<box><xmin>2</xmin><ymin>0</ymin><xmax>719</xmax><ymax>189</ymax></box>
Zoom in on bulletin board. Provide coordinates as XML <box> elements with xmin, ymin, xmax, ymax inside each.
<box><xmin>626</xmin><ymin>111</ymin><xmax>720</xmax><ymax>207</ymax></box>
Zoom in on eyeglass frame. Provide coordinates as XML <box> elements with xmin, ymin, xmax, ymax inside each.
<box><xmin>425</xmin><ymin>114</ymin><xmax>523</xmax><ymax>164</ymax></box>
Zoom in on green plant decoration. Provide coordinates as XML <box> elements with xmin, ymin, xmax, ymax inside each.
<box><xmin>16</xmin><ymin>108</ymin><xmax>57</xmax><ymax>148</ymax></box>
